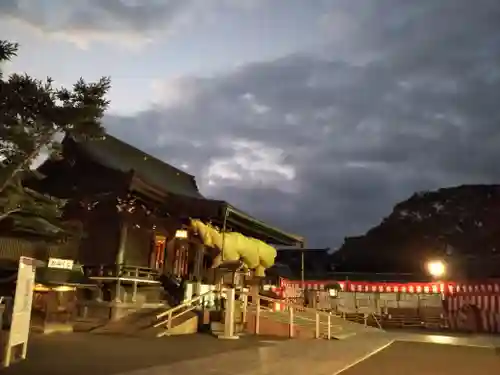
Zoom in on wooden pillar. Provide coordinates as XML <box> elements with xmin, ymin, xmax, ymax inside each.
<box><xmin>183</xmin><ymin>245</ymin><xmax>189</xmax><ymax>276</ymax></box>
<box><xmin>193</xmin><ymin>243</ymin><xmax>204</xmax><ymax>282</ymax></box>
<box><xmin>116</xmin><ymin>219</ymin><xmax>128</xmax><ymax>263</ymax></box>
<box><xmin>164</xmin><ymin>239</ymin><xmax>175</xmax><ymax>275</ymax></box>
<box><xmin>174</xmin><ymin>241</ymin><xmax>189</xmax><ymax>278</ymax></box>
<box><xmin>115</xmin><ymin>219</ymin><xmax>128</xmax><ymax>303</ymax></box>
<box><xmin>178</xmin><ymin>244</ymin><xmax>183</xmax><ymax>277</ymax></box>
<box><xmin>174</xmin><ymin>242</ymin><xmax>181</xmax><ymax>277</ymax></box>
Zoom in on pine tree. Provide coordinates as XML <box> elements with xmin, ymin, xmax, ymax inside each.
<box><xmin>0</xmin><ymin>40</ymin><xmax>111</xmax><ymax>240</ymax></box>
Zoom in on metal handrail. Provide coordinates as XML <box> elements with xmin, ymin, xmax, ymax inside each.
<box><xmin>245</xmin><ymin>291</ymin><xmax>386</xmax><ymax>339</ymax></box>
<box><xmin>251</xmin><ymin>293</ymin><xmax>342</xmax><ymax>319</ymax></box>
<box><xmin>254</xmin><ymin>293</ymin><xmax>383</xmax><ymax>327</ymax></box>
<box><xmin>83</xmin><ymin>264</ymin><xmax>160</xmax><ymax>276</ymax></box>
<box><xmin>244</xmin><ymin>292</ymin><xmax>338</xmax><ymax>339</ymax></box>
<box><xmin>156</xmin><ymin>289</ymin><xmax>217</xmax><ymax>319</ymax></box>
<box><xmin>153</xmin><ymin>289</ymin><xmax>220</xmax><ymax>336</ymax></box>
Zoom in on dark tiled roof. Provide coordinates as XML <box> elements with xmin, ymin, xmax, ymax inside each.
<box><xmin>160</xmin><ymin>194</ymin><xmax>304</xmax><ymax>246</ymax></box>
<box><xmin>64</xmin><ymin>134</ymin><xmax>203</xmax><ymax>198</ymax></box>
<box><xmin>37</xmin><ymin>134</ymin><xmax>304</xmax><ymax>246</ymax></box>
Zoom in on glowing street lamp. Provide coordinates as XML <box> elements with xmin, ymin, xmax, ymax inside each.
<box><xmin>426</xmin><ymin>260</ymin><xmax>446</xmax><ymax>279</ymax></box>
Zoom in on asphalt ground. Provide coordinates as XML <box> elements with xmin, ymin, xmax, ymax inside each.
<box><xmin>0</xmin><ymin>332</ymin><xmax>287</xmax><ymax>375</ymax></box>
<box><xmin>341</xmin><ymin>341</ymin><xmax>500</xmax><ymax>375</ymax></box>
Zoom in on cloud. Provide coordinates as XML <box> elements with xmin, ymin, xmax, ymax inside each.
<box><xmin>0</xmin><ymin>0</ymin><xmax>265</xmax><ymax>49</ymax></box>
<box><xmin>94</xmin><ymin>0</ymin><xmax>500</xmax><ymax>246</ymax></box>
<box><xmin>0</xmin><ymin>0</ymin><xmax>190</xmax><ymax>48</ymax></box>
<box><xmin>205</xmin><ymin>138</ymin><xmax>296</xmax><ymax>192</ymax></box>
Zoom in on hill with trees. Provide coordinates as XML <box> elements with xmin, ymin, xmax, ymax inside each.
<box><xmin>331</xmin><ymin>185</ymin><xmax>500</xmax><ymax>279</ymax></box>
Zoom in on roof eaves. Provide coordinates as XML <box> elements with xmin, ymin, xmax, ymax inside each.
<box><xmin>224</xmin><ymin>204</ymin><xmax>304</xmax><ymax>246</ymax></box>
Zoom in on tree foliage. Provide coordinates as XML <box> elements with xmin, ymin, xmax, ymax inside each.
<box><xmin>0</xmin><ymin>171</ymin><xmax>82</xmax><ymax>240</ymax></box>
<box><xmin>0</xmin><ymin>40</ymin><xmax>111</xmax><ymax>240</ymax></box>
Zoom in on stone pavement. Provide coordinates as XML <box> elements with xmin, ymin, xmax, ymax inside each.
<box><xmin>1</xmin><ymin>331</ymin><xmax>394</xmax><ymax>375</ymax></box>
<box><xmin>388</xmin><ymin>330</ymin><xmax>500</xmax><ymax>348</ymax></box>
<box><xmin>341</xmin><ymin>341</ymin><xmax>500</xmax><ymax>375</ymax></box>
<box><xmin>0</xmin><ymin>333</ymin><xmax>289</xmax><ymax>375</ymax></box>
<box><xmin>117</xmin><ymin>332</ymin><xmax>394</xmax><ymax>375</ymax></box>
<box><xmin>7</xmin><ymin>330</ymin><xmax>498</xmax><ymax>375</ymax></box>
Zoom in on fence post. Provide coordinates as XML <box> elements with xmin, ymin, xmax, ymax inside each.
<box><xmin>315</xmin><ymin>311</ymin><xmax>320</xmax><ymax>339</ymax></box>
<box><xmin>222</xmin><ymin>287</ymin><xmax>237</xmax><ymax>339</ymax></box>
<box><xmin>242</xmin><ymin>292</ymin><xmax>248</xmax><ymax>324</ymax></box>
<box><xmin>167</xmin><ymin>311</ymin><xmax>172</xmax><ymax>331</ymax></box>
<box><xmin>327</xmin><ymin>313</ymin><xmax>332</xmax><ymax>340</ymax></box>
<box><xmin>132</xmin><ymin>268</ymin><xmax>139</xmax><ymax>303</ymax></box>
<box><xmin>289</xmin><ymin>307</ymin><xmax>294</xmax><ymax>338</ymax></box>
<box><xmin>255</xmin><ymin>297</ymin><xmax>260</xmax><ymax>334</ymax></box>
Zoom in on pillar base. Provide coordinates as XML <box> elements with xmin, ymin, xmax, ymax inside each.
<box><xmin>217</xmin><ymin>334</ymin><xmax>240</xmax><ymax>340</ymax></box>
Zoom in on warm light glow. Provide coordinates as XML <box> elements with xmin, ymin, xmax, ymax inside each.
<box><xmin>427</xmin><ymin>335</ymin><xmax>456</xmax><ymax>345</ymax></box>
<box><xmin>426</xmin><ymin>260</ymin><xmax>446</xmax><ymax>278</ymax></box>
<box><xmin>53</xmin><ymin>285</ymin><xmax>77</xmax><ymax>292</ymax></box>
<box><xmin>34</xmin><ymin>284</ymin><xmax>76</xmax><ymax>292</ymax></box>
<box><xmin>175</xmin><ymin>229</ymin><xmax>188</xmax><ymax>239</ymax></box>
<box><xmin>34</xmin><ymin>284</ymin><xmax>50</xmax><ymax>292</ymax></box>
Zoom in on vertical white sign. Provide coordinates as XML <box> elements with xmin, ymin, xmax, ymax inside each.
<box><xmin>3</xmin><ymin>256</ymin><xmax>36</xmax><ymax>368</ymax></box>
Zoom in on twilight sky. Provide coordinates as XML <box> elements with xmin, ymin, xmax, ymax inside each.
<box><xmin>2</xmin><ymin>0</ymin><xmax>500</xmax><ymax>248</ymax></box>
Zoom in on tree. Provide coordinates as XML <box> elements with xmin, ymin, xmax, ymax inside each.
<box><xmin>0</xmin><ymin>40</ymin><xmax>111</xmax><ymax>240</ymax></box>
<box><xmin>0</xmin><ymin>170</ymin><xmax>82</xmax><ymax>240</ymax></box>
<box><xmin>0</xmin><ymin>40</ymin><xmax>111</xmax><ymax>190</ymax></box>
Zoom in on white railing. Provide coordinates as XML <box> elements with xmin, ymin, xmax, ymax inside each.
<box><xmin>247</xmin><ymin>293</ymin><xmax>346</xmax><ymax>339</ymax></box>
<box><xmin>153</xmin><ymin>289</ymin><xmax>220</xmax><ymax>337</ymax></box>
<box><xmin>151</xmin><ymin>288</ymin><xmax>382</xmax><ymax>340</ymax></box>
<box><xmin>337</xmin><ymin>311</ymin><xmax>383</xmax><ymax>329</ymax></box>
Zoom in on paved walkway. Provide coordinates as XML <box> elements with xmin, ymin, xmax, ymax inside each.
<box><xmin>341</xmin><ymin>341</ymin><xmax>500</xmax><ymax>375</ymax></box>
<box><xmin>117</xmin><ymin>332</ymin><xmax>393</xmax><ymax>375</ymax></box>
<box><xmin>4</xmin><ymin>330</ymin><xmax>500</xmax><ymax>375</ymax></box>
<box><xmin>1</xmin><ymin>331</ymin><xmax>393</xmax><ymax>375</ymax></box>
<box><xmin>389</xmin><ymin>330</ymin><xmax>500</xmax><ymax>348</ymax></box>
<box><xmin>1</xmin><ymin>333</ymin><xmax>288</xmax><ymax>375</ymax></box>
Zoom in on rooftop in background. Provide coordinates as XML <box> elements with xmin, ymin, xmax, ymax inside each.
<box><xmin>266</xmin><ymin>247</ymin><xmax>331</xmax><ymax>280</ymax></box>
<box><xmin>269</xmin><ymin>247</ymin><xmax>434</xmax><ymax>282</ymax></box>
<box><xmin>281</xmin><ymin>272</ymin><xmax>432</xmax><ymax>283</ymax></box>
<box><xmin>276</xmin><ymin>247</ymin><xmax>330</xmax><ymax>252</ymax></box>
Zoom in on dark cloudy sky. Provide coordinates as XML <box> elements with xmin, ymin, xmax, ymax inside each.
<box><xmin>2</xmin><ymin>0</ymin><xmax>500</xmax><ymax>248</ymax></box>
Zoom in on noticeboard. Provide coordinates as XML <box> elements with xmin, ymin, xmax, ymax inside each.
<box><xmin>2</xmin><ymin>256</ymin><xmax>37</xmax><ymax>368</ymax></box>
<box><xmin>48</xmin><ymin>257</ymin><xmax>74</xmax><ymax>270</ymax></box>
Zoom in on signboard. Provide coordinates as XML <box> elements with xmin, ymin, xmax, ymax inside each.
<box><xmin>3</xmin><ymin>257</ymin><xmax>37</xmax><ymax>368</ymax></box>
<box><xmin>48</xmin><ymin>257</ymin><xmax>74</xmax><ymax>270</ymax></box>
